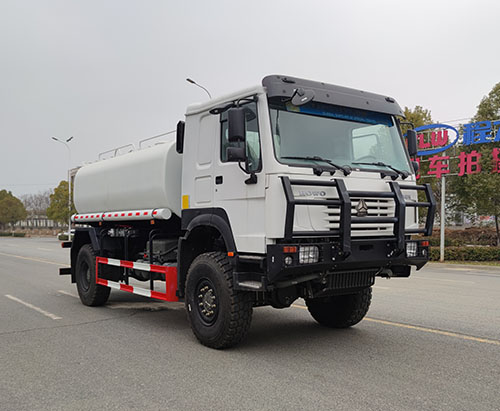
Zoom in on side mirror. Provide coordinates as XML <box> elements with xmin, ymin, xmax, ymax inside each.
<box><xmin>176</xmin><ymin>121</ymin><xmax>185</xmax><ymax>154</ymax></box>
<box><xmin>412</xmin><ymin>160</ymin><xmax>419</xmax><ymax>174</ymax></box>
<box><xmin>406</xmin><ymin>129</ymin><xmax>418</xmax><ymax>157</ymax></box>
<box><xmin>227</xmin><ymin>146</ymin><xmax>246</xmax><ymax>162</ymax></box>
<box><xmin>228</xmin><ymin>107</ymin><xmax>246</xmax><ymax>143</ymax></box>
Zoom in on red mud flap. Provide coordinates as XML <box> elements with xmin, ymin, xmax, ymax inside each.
<box><xmin>95</xmin><ymin>257</ymin><xmax>178</xmax><ymax>302</ymax></box>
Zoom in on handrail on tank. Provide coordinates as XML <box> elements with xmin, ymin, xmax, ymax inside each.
<box><xmin>138</xmin><ymin>130</ymin><xmax>176</xmax><ymax>149</ymax></box>
<box><xmin>96</xmin><ymin>130</ymin><xmax>176</xmax><ymax>161</ymax></box>
<box><xmin>98</xmin><ymin>144</ymin><xmax>136</xmax><ymax>160</ymax></box>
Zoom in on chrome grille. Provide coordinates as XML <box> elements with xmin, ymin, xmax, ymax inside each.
<box><xmin>324</xmin><ymin>197</ymin><xmax>395</xmax><ymax>233</ymax></box>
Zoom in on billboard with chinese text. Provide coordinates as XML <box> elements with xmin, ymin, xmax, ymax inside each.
<box><xmin>414</xmin><ymin>120</ymin><xmax>500</xmax><ymax>179</ymax></box>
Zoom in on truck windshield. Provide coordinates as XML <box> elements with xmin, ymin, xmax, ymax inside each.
<box><xmin>269</xmin><ymin>99</ymin><xmax>412</xmax><ymax>174</ymax></box>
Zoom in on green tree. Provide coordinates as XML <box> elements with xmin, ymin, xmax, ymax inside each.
<box><xmin>448</xmin><ymin>82</ymin><xmax>500</xmax><ymax>245</ymax></box>
<box><xmin>402</xmin><ymin>105</ymin><xmax>433</xmax><ymax>131</ymax></box>
<box><xmin>0</xmin><ymin>190</ymin><xmax>27</xmax><ymax>230</ymax></box>
<box><xmin>47</xmin><ymin>181</ymin><xmax>76</xmax><ymax>224</ymax></box>
<box><xmin>475</xmin><ymin>82</ymin><xmax>500</xmax><ymax>120</ymax></box>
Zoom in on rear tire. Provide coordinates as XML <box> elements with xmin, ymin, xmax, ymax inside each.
<box><xmin>185</xmin><ymin>252</ymin><xmax>253</xmax><ymax>349</ymax></box>
<box><xmin>75</xmin><ymin>244</ymin><xmax>110</xmax><ymax>306</ymax></box>
<box><xmin>306</xmin><ymin>287</ymin><xmax>372</xmax><ymax>328</ymax></box>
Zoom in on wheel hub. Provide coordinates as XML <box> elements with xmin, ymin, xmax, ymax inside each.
<box><xmin>79</xmin><ymin>261</ymin><xmax>91</xmax><ymax>291</ymax></box>
<box><xmin>196</xmin><ymin>280</ymin><xmax>218</xmax><ymax>324</ymax></box>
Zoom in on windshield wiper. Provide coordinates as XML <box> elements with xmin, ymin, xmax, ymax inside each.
<box><xmin>352</xmin><ymin>161</ymin><xmax>409</xmax><ymax>180</ymax></box>
<box><xmin>281</xmin><ymin>156</ymin><xmax>352</xmax><ymax>176</ymax></box>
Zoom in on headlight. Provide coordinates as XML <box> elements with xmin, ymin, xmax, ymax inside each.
<box><xmin>299</xmin><ymin>246</ymin><xmax>319</xmax><ymax>264</ymax></box>
<box><xmin>406</xmin><ymin>241</ymin><xmax>418</xmax><ymax>258</ymax></box>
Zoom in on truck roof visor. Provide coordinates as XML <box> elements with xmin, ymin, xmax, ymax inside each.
<box><xmin>263</xmin><ymin>75</ymin><xmax>404</xmax><ymax>117</ymax></box>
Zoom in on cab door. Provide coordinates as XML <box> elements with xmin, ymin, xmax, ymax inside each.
<box><xmin>212</xmin><ymin>100</ymin><xmax>266</xmax><ymax>253</ymax></box>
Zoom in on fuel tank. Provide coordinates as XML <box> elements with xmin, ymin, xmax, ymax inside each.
<box><xmin>74</xmin><ymin>140</ymin><xmax>182</xmax><ymax>217</ymax></box>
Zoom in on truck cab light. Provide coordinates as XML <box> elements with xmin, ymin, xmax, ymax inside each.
<box><xmin>406</xmin><ymin>242</ymin><xmax>418</xmax><ymax>258</ymax></box>
<box><xmin>299</xmin><ymin>246</ymin><xmax>319</xmax><ymax>264</ymax></box>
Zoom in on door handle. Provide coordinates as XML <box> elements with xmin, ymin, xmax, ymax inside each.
<box><xmin>215</xmin><ymin>176</ymin><xmax>223</xmax><ymax>185</ymax></box>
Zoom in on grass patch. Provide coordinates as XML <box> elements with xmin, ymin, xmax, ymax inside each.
<box><xmin>430</xmin><ymin>260</ymin><xmax>500</xmax><ymax>267</ymax></box>
<box><xmin>0</xmin><ymin>232</ymin><xmax>27</xmax><ymax>237</ymax></box>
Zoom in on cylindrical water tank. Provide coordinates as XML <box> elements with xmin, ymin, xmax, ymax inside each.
<box><xmin>74</xmin><ymin>140</ymin><xmax>182</xmax><ymax>217</ymax></box>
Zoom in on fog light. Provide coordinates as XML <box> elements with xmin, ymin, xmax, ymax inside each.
<box><xmin>299</xmin><ymin>246</ymin><xmax>319</xmax><ymax>264</ymax></box>
<box><xmin>406</xmin><ymin>241</ymin><xmax>418</xmax><ymax>258</ymax></box>
<box><xmin>284</xmin><ymin>256</ymin><xmax>293</xmax><ymax>266</ymax></box>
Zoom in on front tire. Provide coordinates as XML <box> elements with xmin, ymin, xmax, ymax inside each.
<box><xmin>75</xmin><ymin>244</ymin><xmax>110</xmax><ymax>306</ymax></box>
<box><xmin>185</xmin><ymin>252</ymin><xmax>253</xmax><ymax>349</ymax></box>
<box><xmin>306</xmin><ymin>287</ymin><xmax>372</xmax><ymax>328</ymax></box>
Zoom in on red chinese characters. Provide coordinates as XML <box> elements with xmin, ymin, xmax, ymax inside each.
<box><xmin>458</xmin><ymin>150</ymin><xmax>481</xmax><ymax>176</ymax></box>
<box><xmin>427</xmin><ymin>155</ymin><xmax>450</xmax><ymax>178</ymax></box>
<box><xmin>418</xmin><ymin>149</ymin><xmax>500</xmax><ymax>178</ymax></box>
<box><xmin>492</xmin><ymin>148</ymin><xmax>500</xmax><ymax>173</ymax></box>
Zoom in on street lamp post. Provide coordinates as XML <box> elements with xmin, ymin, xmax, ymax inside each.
<box><xmin>186</xmin><ymin>78</ymin><xmax>212</xmax><ymax>99</ymax></box>
<box><xmin>51</xmin><ymin>136</ymin><xmax>74</xmax><ymax>241</ymax></box>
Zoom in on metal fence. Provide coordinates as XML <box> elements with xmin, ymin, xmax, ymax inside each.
<box><xmin>14</xmin><ymin>216</ymin><xmax>64</xmax><ymax>229</ymax></box>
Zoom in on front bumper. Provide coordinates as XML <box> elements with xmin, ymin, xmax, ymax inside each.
<box><xmin>266</xmin><ymin>238</ymin><xmax>429</xmax><ymax>283</ymax></box>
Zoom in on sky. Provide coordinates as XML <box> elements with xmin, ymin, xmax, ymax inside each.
<box><xmin>1</xmin><ymin>0</ymin><xmax>499</xmax><ymax>197</ymax></box>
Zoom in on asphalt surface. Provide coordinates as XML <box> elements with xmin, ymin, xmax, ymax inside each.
<box><xmin>1</xmin><ymin>237</ymin><xmax>499</xmax><ymax>411</ymax></box>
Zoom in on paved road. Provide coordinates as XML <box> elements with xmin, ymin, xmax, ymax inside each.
<box><xmin>1</xmin><ymin>237</ymin><xmax>499</xmax><ymax>410</ymax></box>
